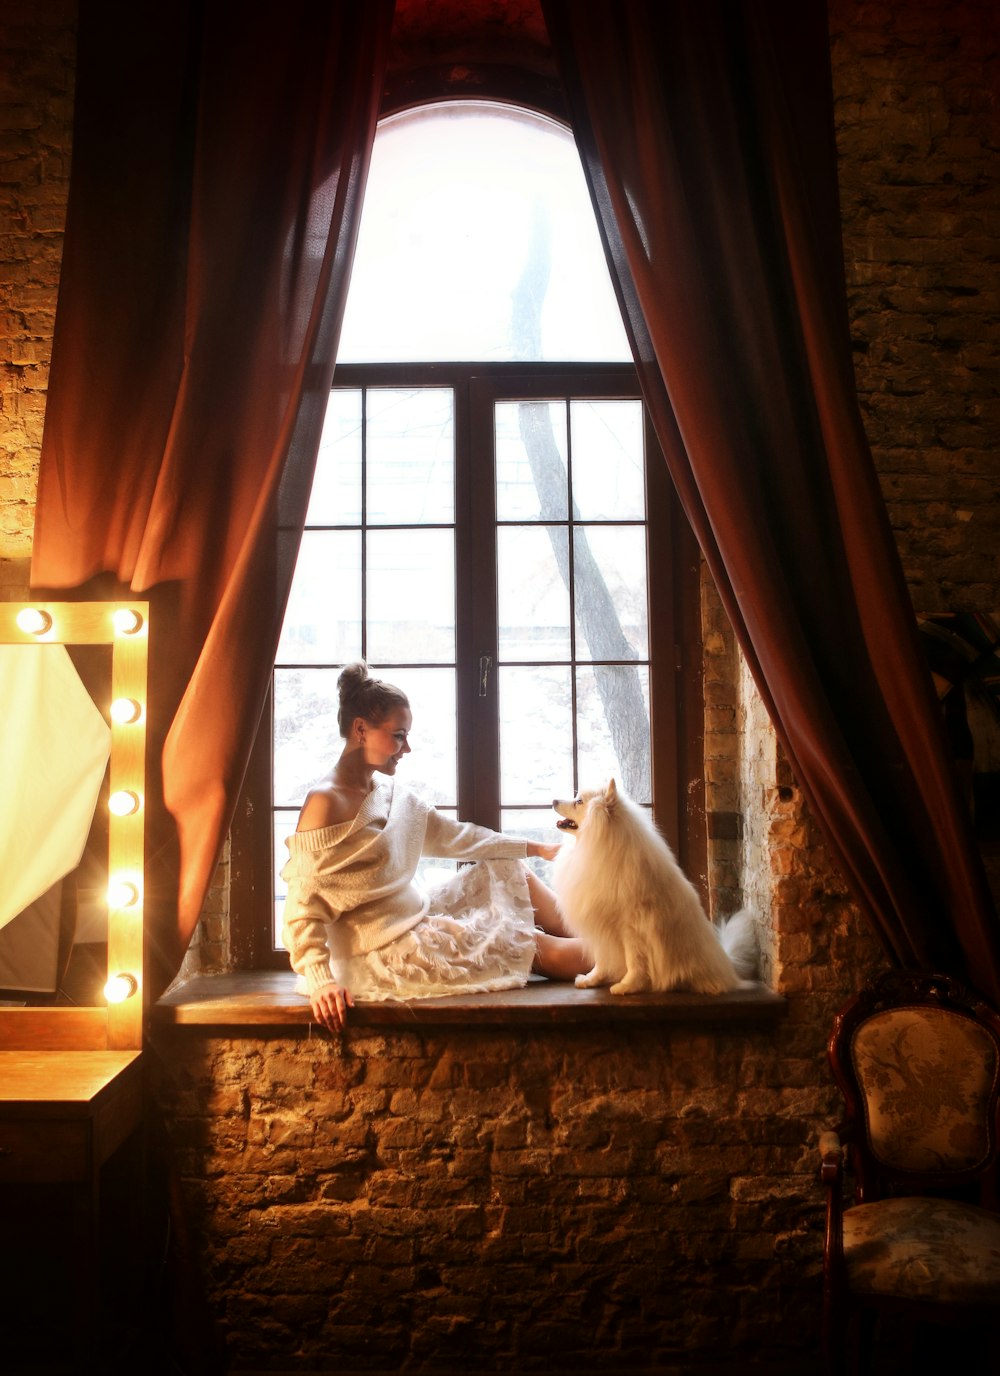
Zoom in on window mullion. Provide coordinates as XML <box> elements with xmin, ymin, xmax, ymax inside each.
<box><xmin>464</xmin><ymin>376</ymin><xmax>502</xmax><ymax>831</ymax></box>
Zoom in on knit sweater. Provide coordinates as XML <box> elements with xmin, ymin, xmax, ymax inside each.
<box><xmin>281</xmin><ymin>778</ymin><xmax>528</xmax><ymax>995</ymax></box>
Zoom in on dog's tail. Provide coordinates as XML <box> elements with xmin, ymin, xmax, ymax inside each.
<box><xmin>719</xmin><ymin>909</ymin><xmax>759</xmax><ymax>982</ymax></box>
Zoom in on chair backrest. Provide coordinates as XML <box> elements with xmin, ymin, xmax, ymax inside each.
<box><xmin>828</xmin><ymin>971</ymin><xmax>1000</xmax><ymax>1203</ymax></box>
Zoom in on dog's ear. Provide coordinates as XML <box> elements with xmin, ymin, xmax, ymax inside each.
<box><xmin>604</xmin><ymin>778</ymin><xmax>618</xmax><ymax>808</ymax></box>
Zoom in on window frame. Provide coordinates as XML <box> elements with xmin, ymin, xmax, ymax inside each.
<box><xmin>231</xmin><ymin>362</ymin><xmax>705</xmax><ymax>969</ymax></box>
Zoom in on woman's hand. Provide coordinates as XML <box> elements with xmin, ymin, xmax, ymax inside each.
<box><xmin>527</xmin><ymin>839</ymin><xmax>560</xmax><ymax>863</ymax></box>
<box><xmin>310</xmin><ymin>982</ymin><xmax>355</xmax><ymax>1033</ymax></box>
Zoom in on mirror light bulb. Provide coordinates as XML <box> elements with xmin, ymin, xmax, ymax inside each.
<box><xmin>16</xmin><ymin>607</ymin><xmax>52</xmax><ymax>635</ymax></box>
<box><xmin>110</xmin><ymin>696</ymin><xmax>143</xmax><ymax>725</ymax></box>
<box><xmin>107</xmin><ymin>877</ymin><xmax>140</xmax><ymax>909</ymax></box>
<box><xmin>108</xmin><ymin>789</ymin><xmax>141</xmax><ymax>817</ymax></box>
<box><xmin>104</xmin><ymin>972</ymin><xmax>138</xmax><ymax>1004</ymax></box>
<box><xmin>113</xmin><ymin>608</ymin><xmax>143</xmax><ymax>635</ymax></box>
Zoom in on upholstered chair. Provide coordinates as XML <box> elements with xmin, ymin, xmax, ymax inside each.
<box><xmin>819</xmin><ymin>970</ymin><xmax>1000</xmax><ymax>1374</ymax></box>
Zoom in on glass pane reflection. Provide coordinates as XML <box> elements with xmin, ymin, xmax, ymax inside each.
<box><xmin>366</xmin><ymin>529</ymin><xmax>455</xmax><ymax>663</ymax></box>
<box><xmin>573</xmin><ymin>526</ymin><xmax>648</xmax><ymax>662</ymax></box>
<box><xmin>499</xmin><ymin>664</ymin><xmax>573</xmax><ymax>806</ymax></box>
<box><xmin>376</xmin><ymin>665</ymin><xmax>456</xmax><ymax>807</ymax></box>
<box><xmin>367</xmin><ymin>388</ymin><xmax>454</xmax><ymax>525</ymax></box>
<box><xmin>273</xmin><ymin>668</ymin><xmax>343</xmax><ymax>807</ymax></box>
<box><xmin>305</xmin><ymin>390</ymin><xmax>362</xmax><ymax>526</ymax></box>
<box><xmin>495</xmin><ymin>401</ymin><xmax>567</xmax><ymax>521</ymax></box>
<box><xmin>278</xmin><ymin>531</ymin><xmax>361</xmax><ymax>666</ymax></box>
<box><xmin>576</xmin><ymin>664</ymin><xmax>651</xmax><ymax>804</ymax></box>
<box><xmin>570</xmin><ymin>400</ymin><xmax>645</xmax><ymax>520</ymax></box>
<box><xmin>498</xmin><ymin>526</ymin><xmax>570</xmax><ymax>662</ymax></box>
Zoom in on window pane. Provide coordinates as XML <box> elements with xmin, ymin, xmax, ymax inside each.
<box><xmin>499</xmin><ymin>664</ymin><xmax>574</xmax><ymax>805</ymax></box>
<box><xmin>306</xmin><ymin>390</ymin><xmax>362</xmax><ymax>526</ymax></box>
<box><xmin>576</xmin><ymin>664</ymin><xmax>651</xmax><ymax>804</ymax></box>
<box><xmin>497</xmin><ymin>526</ymin><xmax>571</xmax><ymax>661</ymax></box>
<box><xmin>495</xmin><ymin>401</ymin><xmax>567</xmax><ymax>521</ymax></box>
<box><xmin>366</xmin><ymin>529</ymin><xmax>455</xmax><ymax>663</ymax></box>
<box><xmin>573</xmin><ymin>526</ymin><xmax>649</xmax><ymax>661</ymax></box>
<box><xmin>278</xmin><ymin>531</ymin><xmax>361</xmax><ymax>665</ymax></box>
<box><xmin>274</xmin><ymin>668</ymin><xmax>343</xmax><ymax>807</ymax></box>
<box><xmin>274</xmin><ymin>815</ymin><xmax>292</xmax><ymax>949</ymax></box>
<box><xmin>570</xmin><ymin>400</ymin><xmax>645</xmax><ymax>520</ymax></box>
<box><xmin>501</xmin><ymin>807</ymin><xmax>563</xmax><ymax>881</ymax></box>
<box><xmin>376</xmin><ymin>665</ymin><xmax>456</xmax><ymax>807</ymax></box>
<box><xmin>337</xmin><ymin>103</ymin><xmax>631</xmax><ymax>364</ymax></box>
<box><xmin>366</xmin><ymin>388</ymin><xmax>454</xmax><ymax>525</ymax></box>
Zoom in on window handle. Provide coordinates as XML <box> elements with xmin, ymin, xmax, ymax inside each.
<box><xmin>479</xmin><ymin>654</ymin><xmax>493</xmax><ymax>698</ymax></box>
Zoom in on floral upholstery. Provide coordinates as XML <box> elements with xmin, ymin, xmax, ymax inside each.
<box><xmin>843</xmin><ymin>1195</ymin><xmax>1000</xmax><ymax>1305</ymax></box>
<box><xmin>851</xmin><ymin>1007</ymin><xmax>998</xmax><ymax>1172</ymax></box>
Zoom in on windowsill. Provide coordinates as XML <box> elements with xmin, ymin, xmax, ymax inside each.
<box><xmin>151</xmin><ymin>971</ymin><xmax>787</xmax><ymax>1031</ymax></box>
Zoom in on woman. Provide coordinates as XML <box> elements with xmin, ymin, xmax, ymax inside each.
<box><xmin>282</xmin><ymin>662</ymin><xmax>589</xmax><ymax>1032</ymax></box>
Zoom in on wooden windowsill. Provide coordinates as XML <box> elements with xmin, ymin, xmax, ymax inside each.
<box><xmin>151</xmin><ymin>971</ymin><xmax>787</xmax><ymax>1031</ymax></box>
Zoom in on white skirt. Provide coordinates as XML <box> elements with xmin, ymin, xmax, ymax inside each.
<box><xmin>307</xmin><ymin>858</ymin><xmax>538</xmax><ymax>1002</ymax></box>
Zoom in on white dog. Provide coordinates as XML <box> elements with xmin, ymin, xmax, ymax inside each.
<box><xmin>551</xmin><ymin>780</ymin><xmax>758</xmax><ymax>995</ymax></box>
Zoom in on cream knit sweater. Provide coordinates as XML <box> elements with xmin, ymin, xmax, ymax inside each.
<box><xmin>281</xmin><ymin>778</ymin><xmax>527</xmax><ymax>995</ymax></box>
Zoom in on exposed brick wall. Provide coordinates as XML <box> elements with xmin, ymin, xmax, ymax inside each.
<box><xmin>0</xmin><ymin>0</ymin><xmax>75</xmax><ymax>565</ymax></box>
<box><xmin>149</xmin><ymin>1020</ymin><xmax>837</xmax><ymax>1373</ymax></box>
<box><xmin>1</xmin><ymin>0</ymin><xmax>998</xmax><ymax>1371</ymax></box>
<box><xmin>830</xmin><ymin>0</ymin><xmax>1000</xmax><ymax>609</ymax></box>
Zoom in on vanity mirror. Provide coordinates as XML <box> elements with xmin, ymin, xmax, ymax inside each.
<box><xmin>0</xmin><ymin>601</ymin><xmax>148</xmax><ymax>1050</ymax></box>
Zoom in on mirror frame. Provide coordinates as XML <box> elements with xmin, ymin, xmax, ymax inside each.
<box><xmin>0</xmin><ymin>601</ymin><xmax>148</xmax><ymax>1050</ymax></box>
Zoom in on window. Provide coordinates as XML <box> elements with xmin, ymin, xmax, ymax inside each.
<box><xmin>231</xmin><ymin>104</ymin><xmax>704</xmax><ymax>966</ymax></box>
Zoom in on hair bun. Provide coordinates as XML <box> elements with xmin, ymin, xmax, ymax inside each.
<box><xmin>337</xmin><ymin>661</ymin><xmax>370</xmax><ymax>700</ymax></box>
<box><xmin>335</xmin><ymin>660</ymin><xmax>410</xmax><ymax>738</ymax></box>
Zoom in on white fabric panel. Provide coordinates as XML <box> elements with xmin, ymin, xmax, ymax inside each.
<box><xmin>0</xmin><ymin>644</ymin><xmax>112</xmax><ymax>931</ymax></box>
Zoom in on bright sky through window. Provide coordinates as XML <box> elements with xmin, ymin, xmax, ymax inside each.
<box><xmin>336</xmin><ymin>102</ymin><xmax>631</xmax><ymax>363</ymax></box>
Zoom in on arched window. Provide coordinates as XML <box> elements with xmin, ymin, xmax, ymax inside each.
<box><xmin>234</xmin><ymin>104</ymin><xmax>702</xmax><ymax>959</ymax></box>
<box><xmin>336</xmin><ymin>102</ymin><xmax>630</xmax><ymax>363</ymax></box>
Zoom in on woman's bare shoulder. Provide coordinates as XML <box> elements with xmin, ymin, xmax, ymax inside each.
<box><xmin>297</xmin><ymin>779</ymin><xmax>368</xmax><ymax>830</ymax></box>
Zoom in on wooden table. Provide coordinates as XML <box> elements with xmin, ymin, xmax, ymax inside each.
<box><xmin>0</xmin><ymin>1050</ymin><xmax>144</xmax><ymax>1363</ymax></box>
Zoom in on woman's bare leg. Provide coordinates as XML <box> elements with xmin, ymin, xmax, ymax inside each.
<box><xmin>533</xmin><ymin>930</ymin><xmax>590</xmax><ymax>981</ymax></box>
<box><xmin>524</xmin><ymin>867</ymin><xmax>575</xmax><ymax>938</ymax></box>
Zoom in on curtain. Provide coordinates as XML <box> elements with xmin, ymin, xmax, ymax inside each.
<box><xmin>31</xmin><ymin>0</ymin><xmax>394</xmax><ymax>994</ymax></box>
<box><xmin>542</xmin><ymin>0</ymin><xmax>1000</xmax><ymax>1002</ymax></box>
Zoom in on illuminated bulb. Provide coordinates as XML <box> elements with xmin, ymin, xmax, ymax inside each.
<box><xmin>108</xmin><ymin>788</ymin><xmax>141</xmax><ymax>817</ymax></box>
<box><xmin>113</xmin><ymin>607</ymin><xmax>143</xmax><ymax>635</ymax></box>
<box><xmin>107</xmin><ymin>877</ymin><xmax>140</xmax><ymax>909</ymax></box>
<box><xmin>16</xmin><ymin>607</ymin><xmax>52</xmax><ymax>635</ymax></box>
<box><xmin>110</xmin><ymin>696</ymin><xmax>143</xmax><ymax>725</ymax></box>
<box><xmin>104</xmin><ymin>972</ymin><xmax>138</xmax><ymax>1004</ymax></box>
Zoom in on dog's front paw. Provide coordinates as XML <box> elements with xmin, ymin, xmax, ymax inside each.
<box><xmin>575</xmin><ymin>969</ymin><xmax>606</xmax><ymax>989</ymax></box>
<box><xmin>609</xmin><ymin>977</ymin><xmax>647</xmax><ymax>995</ymax></box>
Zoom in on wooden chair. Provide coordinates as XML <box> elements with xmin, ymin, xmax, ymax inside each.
<box><xmin>819</xmin><ymin>969</ymin><xmax>1000</xmax><ymax>1374</ymax></box>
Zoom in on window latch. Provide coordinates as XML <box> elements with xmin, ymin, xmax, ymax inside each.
<box><xmin>479</xmin><ymin>654</ymin><xmax>493</xmax><ymax>697</ymax></box>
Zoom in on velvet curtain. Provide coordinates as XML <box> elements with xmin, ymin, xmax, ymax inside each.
<box><xmin>31</xmin><ymin>0</ymin><xmax>394</xmax><ymax>994</ymax></box>
<box><xmin>542</xmin><ymin>0</ymin><xmax>1000</xmax><ymax>1001</ymax></box>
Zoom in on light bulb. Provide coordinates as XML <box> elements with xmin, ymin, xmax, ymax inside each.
<box><xmin>113</xmin><ymin>608</ymin><xmax>143</xmax><ymax>635</ymax></box>
<box><xmin>108</xmin><ymin>789</ymin><xmax>141</xmax><ymax>817</ymax></box>
<box><xmin>110</xmin><ymin>696</ymin><xmax>143</xmax><ymax>724</ymax></box>
<box><xmin>107</xmin><ymin>877</ymin><xmax>140</xmax><ymax>909</ymax></box>
<box><xmin>16</xmin><ymin>607</ymin><xmax>52</xmax><ymax>635</ymax></box>
<box><xmin>104</xmin><ymin>972</ymin><xmax>138</xmax><ymax>1004</ymax></box>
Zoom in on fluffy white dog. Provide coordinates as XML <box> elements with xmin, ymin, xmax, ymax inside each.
<box><xmin>551</xmin><ymin>780</ymin><xmax>758</xmax><ymax>995</ymax></box>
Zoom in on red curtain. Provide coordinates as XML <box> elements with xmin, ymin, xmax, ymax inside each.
<box><xmin>542</xmin><ymin>0</ymin><xmax>1000</xmax><ymax>1000</ymax></box>
<box><xmin>31</xmin><ymin>0</ymin><xmax>394</xmax><ymax>994</ymax></box>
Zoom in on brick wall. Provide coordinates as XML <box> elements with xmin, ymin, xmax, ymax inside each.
<box><xmin>149</xmin><ymin>1019</ymin><xmax>831</xmax><ymax>1373</ymax></box>
<box><xmin>0</xmin><ymin>0</ymin><xmax>74</xmax><ymax>575</ymax></box>
<box><xmin>2</xmin><ymin>0</ymin><xmax>998</xmax><ymax>1370</ymax></box>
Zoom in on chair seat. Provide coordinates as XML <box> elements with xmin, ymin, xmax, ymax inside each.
<box><xmin>844</xmin><ymin>1195</ymin><xmax>1000</xmax><ymax>1305</ymax></box>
